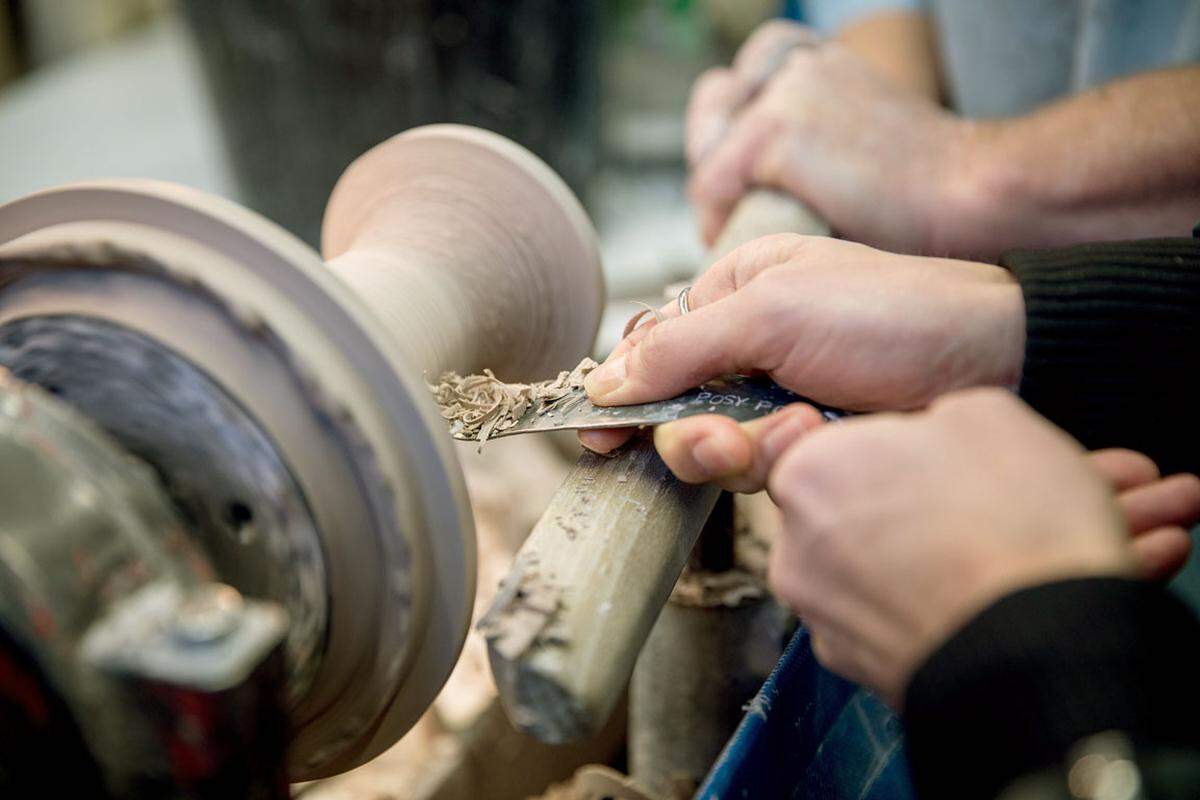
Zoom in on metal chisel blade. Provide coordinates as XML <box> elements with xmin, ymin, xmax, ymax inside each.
<box><xmin>449</xmin><ymin>375</ymin><xmax>845</xmax><ymax>441</ymax></box>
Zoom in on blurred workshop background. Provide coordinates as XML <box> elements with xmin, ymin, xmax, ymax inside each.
<box><xmin>0</xmin><ymin>0</ymin><xmax>799</xmax><ymax>357</ymax></box>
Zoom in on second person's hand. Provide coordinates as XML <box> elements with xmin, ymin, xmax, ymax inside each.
<box><xmin>686</xmin><ymin>21</ymin><xmax>975</xmax><ymax>255</ymax></box>
<box><xmin>762</xmin><ymin>390</ymin><xmax>1200</xmax><ymax>707</ymax></box>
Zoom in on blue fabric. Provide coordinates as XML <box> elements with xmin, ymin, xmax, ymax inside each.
<box><xmin>930</xmin><ymin>0</ymin><xmax>1200</xmax><ymax>117</ymax></box>
<box><xmin>798</xmin><ymin>0</ymin><xmax>1200</xmax><ymax>118</ymax></box>
<box><xmin>696</xmin><ymin>627</ymin><xmax>915</xmax><ymax>800</ymax></box>
<box><xmin>800</xmin><ymin>0</ymin><xmax>920</xmax><ymax>33</ymax></box>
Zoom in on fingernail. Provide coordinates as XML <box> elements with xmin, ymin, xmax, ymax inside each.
<box><xmin>585</xmin><ymin>354</ymin><xmax>626</xmax><ymax>398</ymax></box>
<box><xmin>760</xmin><ymin>407</ymin><xmax>819</xmax><ymax>462</ymax></box>
<box><xmin>578</xmin><ymin>428</ymin><xmax>629</xmax><ymax>454</ymax></box>
<box><xmin>577</xmin><ymin>430</ymin><xmax>612</xmax><ymax>453</ymax></box>
<box><xmin>693</xmin><ymin>434</ymin><xmax>737</xmax><ymax>476</ymax></box>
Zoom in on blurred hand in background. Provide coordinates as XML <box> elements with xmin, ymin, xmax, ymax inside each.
<box><xmin>686</xmin><ymin>22</ymin><xmax>967</xmax><ymax>254</ymax></box>
<box><xmin>687</xmin><ymin>19</ymin><xmax>1200</xmax><ymax>259</ymax></box>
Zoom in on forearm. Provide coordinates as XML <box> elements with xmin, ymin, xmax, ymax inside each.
<box><xmin>942</xmin><ymin>66</ymin><xmax>1200</xmax><ymax>257</ymax></box>
<box><xmin>905</xmin><ymin>578</ymin><xmax>1200</xmax><ymax>799</ymax></box>
<box><xmin>835</xmin><ymin>9</ymin><xmax>942</xmax><ymax>101</ymax></box>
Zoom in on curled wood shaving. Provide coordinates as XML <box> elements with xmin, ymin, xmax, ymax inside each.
<box><xmin>429</xmin><ymin>358</ymin><xmax>598</xmax><ymax>447</ymax></box>
<box><xmin>622</xmin><ymin>301</ymin><xmax>665</xmax><ymax>339</ymax></box>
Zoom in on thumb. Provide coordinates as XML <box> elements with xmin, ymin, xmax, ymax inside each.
<box><xmin>585</xmin><ymin>292</ymin><xmax>760</xmax><ymax>406</ymax></box>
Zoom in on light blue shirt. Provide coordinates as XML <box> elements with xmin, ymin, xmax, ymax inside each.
<box><xmin>802</xmin><ymin>0</ymin><xmax>1200</xmax><ymax>117</ymax></box>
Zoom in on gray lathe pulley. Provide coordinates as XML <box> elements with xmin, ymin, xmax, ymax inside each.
<box><xmin>0</xmin><ymin>126</ymin><xmax>603</xmax><ymax>778</ymax></box>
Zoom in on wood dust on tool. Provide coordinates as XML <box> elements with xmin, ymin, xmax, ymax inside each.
<box><xmin>429</xmin><ymin>358</ymin><xmax>598</xmax><ymax>446</ymax></box>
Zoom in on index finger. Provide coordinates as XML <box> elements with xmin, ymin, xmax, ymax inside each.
<box><xmin>686</xmin><ymin>22</ymin><xmax>820</xmax><ymax>165</ymax></box>
<box><xmin>599</xmin><ymin>233</ymin><xmax>807</xmax><ymax>367</ymax></box>
<box><xmin>732</xmin><ymin>21</ymin><xmax>822</xmax><ymax>87</ymax></box>
<box><xmin>686</xmin><ymin>68</ymin><xmax>749</xmax><ymax>166</ymax></box>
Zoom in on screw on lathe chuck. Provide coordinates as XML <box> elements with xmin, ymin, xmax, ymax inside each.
<box><xmin>173</xmin><ymin>583</ymin><xmax>245</xmax><ymax>644</ymax></box>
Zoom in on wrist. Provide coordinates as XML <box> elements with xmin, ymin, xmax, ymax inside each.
<box><xmin>897</xmin><ymin>546</ymin><xmax>1128</xmax><ymax>695</ymax></box>
<box><xmin>904</xmin><ymin>578</ymin><xmax>1200</xmax><ymax>799</ymax></box>
<box><xmin>982</xmin><ymin>279</ymin><xmax>1026</xmax><ymax>390</ymax></box>
<box><xmin>951</xmin><ymin>270</ymin><xmax>1025</xmax><ymax>393</ymax></box>
<box><xmin>927</xmin><ymin>119</ymin><xmax>1028</xmax><ymax>260</ymax></box>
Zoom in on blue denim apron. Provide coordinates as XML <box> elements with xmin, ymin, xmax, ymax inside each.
<box><xmin>696</xmin><ymin>626</ymin><xmax>916</xmax><ymax>799</ymax></box>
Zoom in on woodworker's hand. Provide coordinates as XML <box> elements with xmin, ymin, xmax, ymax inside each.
<box><xmin>578</xmin><ymin>234</ymin><xmax>1024</xmax><ymax>454</ymax></box>
<box><xmin>687</xmin><ymin>21</ymin><xmax>973</xmax><ymax>254</ymax></box>
<box><xmin>761</xmin><ymin>389</ymin><xmax>1200</xmax><ymax>708</ymax></box>
<box><xmin>650</xmin><ymin>406</ymin><xmax>1197</xmax><ymax>584</ymax></box>
<box><xmin>1089</xmin><ymin>448</ymin><xmax>1199</xmax><ymax>583</ymax></box>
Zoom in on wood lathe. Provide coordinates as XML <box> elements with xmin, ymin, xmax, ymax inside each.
<box><xmin>0</xmin><ymin>124</ymin><xmax>603</xmax><ymax>795</ymax></box>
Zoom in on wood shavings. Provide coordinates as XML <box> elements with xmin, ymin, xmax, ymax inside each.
<box><xmin>669</xmin><ymin>496</ymin><xmax>775</xmax><ymax>608</ymax></box>
<box><xmin>670</xmin><ymin>568</ymin><xmax>765</xmax><ymax>608</ymax></box>
<box><xmin>536</xmin><ymin>766</ymin><xmax>658</xmax><ymax>800</ymax></box>
<box><xmin>429</xmin><ymin>357</ymin><xmax>598</xmax><ymax>448</ymax></box>
<box><xmin>477</xmin><ymin>553</ymin><xmax>565</xmax><ymax>661</ymax></box>
<box><xmin>622</xmin><ymin>301</ymin><xmax>664</xmax><ymax>338</ymax></box>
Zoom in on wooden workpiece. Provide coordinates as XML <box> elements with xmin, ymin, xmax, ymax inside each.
<box><xmin>323</xmin><ymin>124</ymin><xmax>604</xmax><ymax>383</ymax></box>
<box><xmin>314</xmin><ymin>123</ymin><xmax>606</xmax><ymax>769</ymax></box>
<box><xmin>484</xmin><ymin>190</ymin><xmax>829</xmax><ymax>742</ymax></box>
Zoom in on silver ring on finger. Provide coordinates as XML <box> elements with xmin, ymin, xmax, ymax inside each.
<box><xmin>677</xmin><ymin>285</ymin><xmax>693</xmax><ymax>317</ymax></box>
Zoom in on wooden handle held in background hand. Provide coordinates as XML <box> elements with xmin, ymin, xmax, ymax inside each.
<box><xmin>484</xmin><ymin>190</ymin><xmax>829</xmax><ymax>742</ymax></box>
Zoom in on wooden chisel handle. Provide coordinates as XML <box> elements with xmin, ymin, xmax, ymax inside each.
<box><xmin>482</xmin><ymin>190</ymin><xmax>829</xmax><ymax>743</ymax></box>
<box><xmin>705</xmin><ymin>188</ymin><xmax>830</xmax><ymax>263</ymax></box>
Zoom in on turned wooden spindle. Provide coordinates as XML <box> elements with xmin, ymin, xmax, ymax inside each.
<box><xmin>308</xmin><ymin>124</ymin><xmax>605</xmax><ymax>769</ymax></box>
<box><xmin>486</xmin><ymin>190</ymin><xmax>829</xmax><ymax>743</ymax></box>
<box><xmin>322</xmin><ymin>124</ymin><xmax>604</xmax><ymax>383</ymax></box>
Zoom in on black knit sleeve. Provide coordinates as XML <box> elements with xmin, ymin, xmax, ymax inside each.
<box><xmin>1001</xmin><ymin>237</ymin><xmax>1200</xmax><ymax>475</ymax></box>
<box><xmin>903</xmin><ymin>578</ymin><xmax>1200</xmax><ymax>799</ymax></box>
